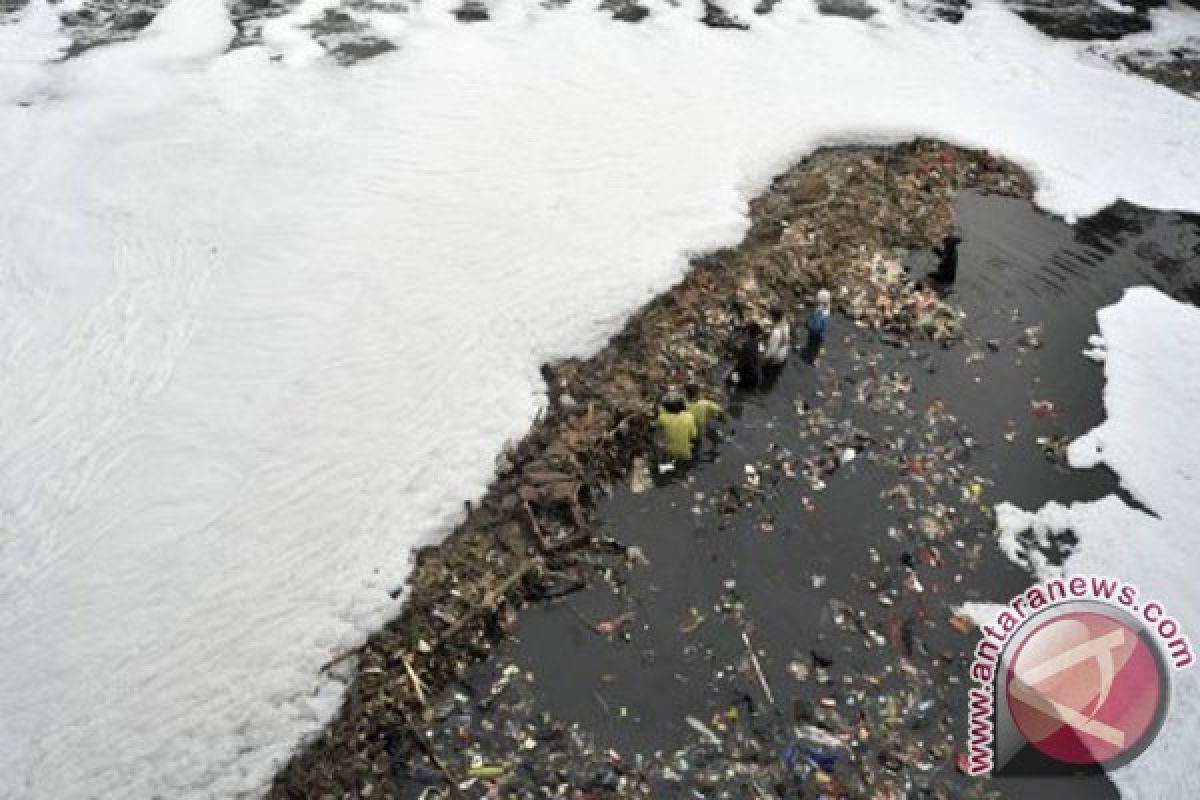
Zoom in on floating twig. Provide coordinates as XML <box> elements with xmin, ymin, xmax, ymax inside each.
<box><xmin>742</xmin><ymin>630</ymin><xmax>775</xmax><ymax>706</ymax></box>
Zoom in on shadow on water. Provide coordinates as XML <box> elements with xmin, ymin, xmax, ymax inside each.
<box><xmin>494</xmin><ymin>192</ymin><xmax>1198</xmax><ymax>798</ymax></box>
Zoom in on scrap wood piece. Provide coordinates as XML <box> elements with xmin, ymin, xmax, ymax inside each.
<box><xmin>522</xmin><ymin>499</ymin><xmax>590</xmax><ymax>552</ymax></box>
<box><xmin>521</xmin><ymin>499</ymin><xmax>548</xmax><ymax>546</ymax></box>
<box><xmin>519</xmin><ymin>477</ymin><xmax>586</xmax><ymax>521</ymax></box>
<box><xmin>320</xmin><ymin>645</ymin><xmax>362</xmax><ymax>673</ymax></box>
<box><xmin>401</xmin><ymin>654</ymin><xmax>428</xmax><ymax>706</ymax></box>
<box><xmin>522</xmin><ymin>469</ymin><xmax>576</xmax><ymax>485</ymax></box>
<box><xmin>439</xmin><ymin>557</ymin><xmax>544</xmax><ymax>641</ymax></box>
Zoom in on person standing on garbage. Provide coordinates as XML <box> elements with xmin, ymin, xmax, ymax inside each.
<box><xmin>761</xmin><ymin>307</ymin><xmax>791</xmax><ymax>389</ymax></box>
<box><xmin>656</xmin><ymin>390</ymin><xmax>698</xmax><ymax>463</ymax></box>
<box><xmin>730</xmin><ymin>322</ymin><xmax>765</xmax><ymax>391</ymax></box>
<box><xmin>931</xmin><ymin>234</ymin><xmax>962</xmax><ymax>284</ymax></box>
<box><xmin>685</xmin><ymin>383</ymin><xmax>725</xmax><ymax>456</ymax></box>
<box><xmin>803</xmin><ymin>289</ymin><xmax>832</xmax><ymax>363</ymax></box>
<box><xmin>763</xmin><ymin>307</ymin><xmax>791</xmax><ymax>368</ymax></box>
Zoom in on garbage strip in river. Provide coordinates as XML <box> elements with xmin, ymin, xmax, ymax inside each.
<box><xmin>267</xmin><ymin>140</ymin><xmax>1040</xmax><ymax>799</ymax></box>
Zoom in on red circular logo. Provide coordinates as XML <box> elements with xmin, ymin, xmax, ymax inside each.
<box><xmin>1006</xmin><ymin>610</ymin><xmax>1163</xmax><ymax>765</ymax></box>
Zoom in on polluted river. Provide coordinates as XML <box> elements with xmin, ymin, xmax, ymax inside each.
<box><xmin>5</xmin><ymin>0</ymin><xmax>1200</xmax><ymax>792</ymax></box>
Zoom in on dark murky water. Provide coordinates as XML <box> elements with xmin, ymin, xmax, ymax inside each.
<box><xmin>497</xmin><ymin>192</ymin><xmax>1199</xmax><ymax>798</ymax></box>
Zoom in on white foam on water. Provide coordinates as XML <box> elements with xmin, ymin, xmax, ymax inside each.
<box><xmin>995</xmin><ymin>288</ymin><xmax>1200</xmax><ymax>798</ymax></box>
<box><xmin>2</xmin><ymin>0</ymin><xmax>1199</xmax><ymax>796</ymax></box>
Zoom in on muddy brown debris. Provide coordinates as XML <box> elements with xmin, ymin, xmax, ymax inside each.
<box><xmin>267</xmin><ymin>140</ymin><xmax>1032</xmax><ymax>799</ymax></box>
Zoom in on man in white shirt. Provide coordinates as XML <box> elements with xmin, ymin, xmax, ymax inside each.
<box><xmin>764</xmin><ymin>307</ymin><xmax>791</xmax><ymax>367</ymax></box>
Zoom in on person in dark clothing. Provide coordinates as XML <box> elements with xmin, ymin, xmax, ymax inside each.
<box><xmin>730</xmin><ymin>322</ymin><xmax>764</xmax><ymax>391</ymax></box>
<box><xmin>801</xmin><ymin>288</ymin><xmax>832</xmax><ymax>364</ymax></box>
<box><xmin>931</xmin><ymin>235</ymin><xmax>962</xmax><ymax>284</ymax></box>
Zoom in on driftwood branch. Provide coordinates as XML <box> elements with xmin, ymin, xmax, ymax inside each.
<box><xmin>440</xmin><ymin>557</ymin><xmax>543</xmax><ymax>641</ymax></box>
<box><xmin>397</xmin><ymin>702</ymin><xmax>466</xmax><ymax>798</ymax></box>
<box><xmin>320</xmin><ymin>647</ymin><xmax>360</xmax><ymax>673</ymax></box>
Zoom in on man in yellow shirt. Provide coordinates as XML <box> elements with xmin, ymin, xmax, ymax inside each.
<box><xmin>686</xmin><ymin>383</ymin><xmax>725</xmax><ymax>459</ymax></box>
<box><xmin>685</xmin><ymin>384</ymin><xmax>723</xmax><ymax>432</ymax></box>
<box><xmin>657</xmin><ymin>391</ymin><xmax>698</xmax><ymax>462</ymax></box>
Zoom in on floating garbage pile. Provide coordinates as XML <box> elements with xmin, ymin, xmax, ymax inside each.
<box><xmin>268</xmin><ymin>141</ymin><xmax>1034</xmax><ymax>799</ymax></box>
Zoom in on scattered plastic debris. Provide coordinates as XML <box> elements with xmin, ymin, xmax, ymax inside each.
<box><xmin>1030</xmin><ymin>399</ymin><xmax>1058</xmax><ymax>421</ymax></box>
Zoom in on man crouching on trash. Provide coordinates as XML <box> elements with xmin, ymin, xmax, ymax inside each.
<box><xmin>656</xmin><ymin>389</ymin><xmax>699</xmax><ymax>468</ymax></box>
